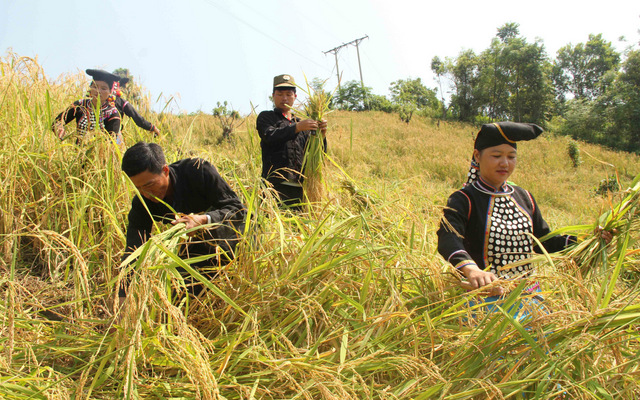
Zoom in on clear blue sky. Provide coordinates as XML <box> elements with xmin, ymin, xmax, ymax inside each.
<box><xmin>1</xmin><ymin>0</ymin><xmax>638</xmax><ymax>114</ymax></box>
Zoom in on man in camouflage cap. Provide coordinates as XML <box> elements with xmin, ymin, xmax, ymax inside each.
<box><xmin>256</xmin><ymin>74</ymin><xmax>327</xmax><ymax>208</ymax></box>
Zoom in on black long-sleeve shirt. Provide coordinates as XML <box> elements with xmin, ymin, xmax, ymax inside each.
<box><xmin>114</xmin><ymin>97</ymin><xmax>155</xmax><ymax>131</ymax></box>
<box><xmin>437</xmin><ymin>178</ymin><xmax>575</xmax><ymax>278</ymax></box>
<box><xmin>256</xmin><ymin>108</ymin><xmax>326</xmax><ymax>184</ymax></box>
<box><xmin>124</xmin><ymin>158</ymin><xmax>246</xmax><ymax>258</ymax></box>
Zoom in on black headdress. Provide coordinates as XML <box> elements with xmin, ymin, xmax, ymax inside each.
<box><xmin>465</xmin><ymin>122</ymin><xmax>543</xmax><ymax>186</ymax></box>
<box><xmin>474</xmin><ymin>122</ymin><xmax>543</xmax><ymax>151</ymax></box>
<box><xmin>85</xmin><ymin>69</ymin><xmax>121</xmax><ymax>89</ymax></box>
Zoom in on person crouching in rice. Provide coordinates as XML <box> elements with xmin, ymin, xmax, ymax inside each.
<box><xmin>437</xmin><ymin>122</ymin><xmax>577</xmax><ymax>318</ymax></box>
<box><xmin>119</xmin><ymin>142</ymin><xmax>247</xmax><ymax>299</ymax></box>
<box><xmin>52</xmin><ymin>69</ymin><xmax>123</xmax><ymax>145</ymax></box>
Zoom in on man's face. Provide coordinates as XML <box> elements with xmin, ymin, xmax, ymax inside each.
<box><xmin>272</xmin><ymin>89</ymin><xmax>296</xmax><ymax>111</ymax></box>
<box><xmin>129</xmin><ymin>165</ymin><xmax>171</xmax><ymax>202</ymax></box>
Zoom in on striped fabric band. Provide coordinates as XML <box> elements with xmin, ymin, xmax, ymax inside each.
<box><xmin>454</xmin><ymin>260</ymin><xmax>477</xmax><ymax>270</ymax></box>
<box><xmin>493</xmin><ymin>123</ymin><xmax>516</xmax><ymax>144</ymax></box>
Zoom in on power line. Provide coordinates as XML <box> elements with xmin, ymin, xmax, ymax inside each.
<box><xmin>200</xmin><ymin>0</ymin><xmax>329</xmax><ymax>71</ymax></box>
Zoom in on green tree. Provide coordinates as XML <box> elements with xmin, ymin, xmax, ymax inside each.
<box><xmin>112</xmin><ymin>68</ymin><xmax>131</xmax><ymax>80</ymax></box>
<box><xmin>112</xmin><ymin>67</ymin><xmax>143</xmax><ymax>104</ymax></box>
<box><xmin>448</xmin><ymin>49</ymin><xmax>481</xmax><ymax>122</ymax></box>
<box><xmin>552</xmin><ymin>34</ymin><xmax>621</xmax><ymax>102</ymax></box>
<box><xmin>367</xmin><ymin>94</ymin><xmax>395</xmax><ymax>113</ymax></box>
<box><xmin>478</xmin><ymin>23</ymin><xmax>553</xmax><ymax>124</ymax></box>
<box><xmin>496</xmin><ymin>22</ymin><xmax>520</xmax><ymax>42</ymax></box>
<box><xmin>558</xmin><ymin>50</ymin><xmax>639</xmax><ymax>153</ymax></box>
<box><xmin>212</xmin><ymin>101</ymin><xmax>243</xmax><ymax>142</ymax></box>
<box><xmin>389</xmin><ymin>78</ymin><xmax>438</xmax><ymax>110</ymax></box>
<box><xmin>430</xmin><ymin>56</ymin><xmax>451</xmax><ymax>121</ymax></box>
<box><xmin>334</xmin><ymin>80</ymin><xmax>372</xmax><ymax>111</ymax></box>
<box><xmin>601</xmin><ymin>49</ymin><xmax>640</xmax><ymax>152</ymax></box>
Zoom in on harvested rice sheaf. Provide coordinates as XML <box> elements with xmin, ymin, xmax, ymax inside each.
<box><xmin>297</xmin><ymin>77</ymin><xmax>333</xmax><ymax>205</ymax></box>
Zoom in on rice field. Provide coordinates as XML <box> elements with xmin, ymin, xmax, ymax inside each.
<box><xmin>1</xmin><ymin>53</ymin><xmax>639</xmax><ymax>399</ymax></box>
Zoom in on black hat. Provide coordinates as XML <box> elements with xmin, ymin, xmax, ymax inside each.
<box><xmin>474</xmin><ymin>122</ymin><xmax>543</xmax><ymax>151</ymax></box>
<box><xmin>85</xmin><ymin>69</ymin><xmax>121</xmax><ymax>88</ymax></box>
<box><xmin>118</xmin><ymin>76</ymin><xmax>130</xmax><ymax>87</ymax></box>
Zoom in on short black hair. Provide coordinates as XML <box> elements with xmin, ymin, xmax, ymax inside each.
<box><xmin>121</xmin><ymin>142</ymin><xmax>166</xmax><ymax>177</ymax></box>
<box><xmin>273</xmin><ymin>87</ymin><xmax>296</xmax><ymax>94</ymax></box>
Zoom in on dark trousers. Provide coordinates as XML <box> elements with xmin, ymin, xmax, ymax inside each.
<box><xmin>270</xmin><ymin>180</ymin><xmax>304</xmax><ymax>210</ymax></box>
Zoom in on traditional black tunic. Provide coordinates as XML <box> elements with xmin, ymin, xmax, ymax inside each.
<box><xmin>53</xmin><ymin>98</ymin><xmax>121</xmax><ymax>135</ymax></box>
<box><xmin>437</xmin><ymin>177</ymin><xmax>575</xmax><ymax>278</ymax></box>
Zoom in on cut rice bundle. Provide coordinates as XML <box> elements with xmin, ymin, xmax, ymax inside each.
<box><xmin>295</xmin><ymin>77</ymin><xmax>333</xmax><ymax>206</ymax></box>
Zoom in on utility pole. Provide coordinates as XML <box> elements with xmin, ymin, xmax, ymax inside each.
<box><xmin>323</xmin><ymin>47</ymin><xmax>343</xmax><ymax>90</ymax></box>
<box><xmin>324</xmin><ymin>35</ymin><xmax>369</xmax><ymax>99</ymax></box>
<box><xmin>351</xmin><ymin>35</ymin><xmax>369</xmax><ymax>108</ymax></box>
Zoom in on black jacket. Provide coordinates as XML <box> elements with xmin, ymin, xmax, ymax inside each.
<box><xmin>124</xmin><ymin>158</ymin><xmax>246</xmax><ymax>258</ymax></box>
<box><xmin>256</xmin><ymin>108</ymin><xmax>326</xmax><ymax>184</ymax></box>
<box><xmin>114</xmin><ymin>97</ymin><xmax>155</xmax><ymax>131</ymax></box>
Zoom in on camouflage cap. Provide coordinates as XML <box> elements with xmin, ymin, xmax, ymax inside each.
<box><xmin>273</xmin><ymin>74</ymin><xmax>296</xmax><ymax>90</ymax></box>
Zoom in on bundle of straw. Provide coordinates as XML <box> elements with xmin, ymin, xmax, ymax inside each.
<box><xmin>296</xmin><ymin>77</ymin><xmax>333</xmax><ymax>205</ymax></box>
<box><xmin>546</xmin><ymin>172</ymin><xmax>640</xmax><ymax>308</ymax></box>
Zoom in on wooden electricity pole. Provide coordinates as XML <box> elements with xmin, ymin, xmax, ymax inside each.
<box><xmin>324</xmin><ymin>35</ymin><xmax>369</xmax><ymax>97</ymax></box>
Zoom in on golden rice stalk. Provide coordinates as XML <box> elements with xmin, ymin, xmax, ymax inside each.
<box><xmin>545</xmin><ymin>171</ymin><xmax>640</xmax><ymax>308</ymax></box>
<box><xmin>296</xmin><ymin>76</ymin><xmax>333</xmax><ymax>206</ymax></box>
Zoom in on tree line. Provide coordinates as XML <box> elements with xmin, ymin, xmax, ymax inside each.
<box><xmin>331</xmin><ymin>23</ymin><xmax>640</xmax><ymax>154</ymax></box>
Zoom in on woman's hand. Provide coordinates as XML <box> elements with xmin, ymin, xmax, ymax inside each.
<box><xmin>54</xmin><ymin>122</ymin><xmax>66</xmax><ymax>140</ymax></box>
<box><xmin>595</xmin><ymin>226</ymin><xmax>616</xmax><ymax>244</ymax></box>
<box><xmin>459</xmin><ymin>263</ymin><xmax>504</xmax><ymax>296</ymax></box>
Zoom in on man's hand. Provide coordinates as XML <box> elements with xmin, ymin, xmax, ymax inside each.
<box><xmin>459</xmin><ymin>263</ymin><xmax>503</xmax><ymax>296</ymax></box>
<box><xmin>319</xmin><ymin>119</ymin><xmax>328</xmax><ymax>137</ymax></box>
<box><xmin>172</xmin><ymin>214</ymin><xmax>208</xmax><ymax>236</ymax></box>
<box><xmin>295</xmin><ymin>119</ymin><xmax>321</xmax><ymax>133</ymax></box>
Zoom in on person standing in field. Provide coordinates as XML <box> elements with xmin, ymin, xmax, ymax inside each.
<box><xmin>437</xmin><ymin>122</ymin><xmax>578</xmax><ymax>312</ymax></box>
<box><xmin>52</xmin><ymin>69</ymin><xmax>123</xmax><ymax>144</ymax></box>
<box><xmin>256</xmin><ymin>74</ymin><xmax>328</xmax><ymax>208</ymax></box>
<box><xmin>119</xmin><ymin>142</ymin><xmax>246</xmax><ymax>297</ymax></box>
<box><xmin>112</xmin><ymin>75</ymin><xmax>161</xmax><ymax>137</ymax></box>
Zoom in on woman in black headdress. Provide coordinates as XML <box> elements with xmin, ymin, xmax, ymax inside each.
<box><xmin>52</xmin><ymin>69</ymin><xmax>123</xmax><ymax>144</ymax></box>
<box><xmin>437</xmin><ymin>122</ymin><xmax>577</xmax><ymax>301</ymax></box>
<box><xmin>112</xmin><ymin>76</ymin><xmax>160</xmax><ymax>136</ymax></box>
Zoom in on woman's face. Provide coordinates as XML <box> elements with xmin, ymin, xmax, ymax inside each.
<box><xmin>89</xmin><ymin>80</ymin><xmax>112</xmax><ymax>104</ymax></box>
<box><xmin>473</xmin><ymin>144</ymin><xmax>517</xmax><ymax>187</ymax></box>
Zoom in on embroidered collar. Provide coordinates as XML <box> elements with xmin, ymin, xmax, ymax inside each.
<box><xmin>274</xmin><ymin>108</ymin><xmax>295</xmax><ymax>121</ymax></box>
<box><xmin>473</xmin><ymin>177</ymin><xmax>513</xmax><ymax>195</ymax></box>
